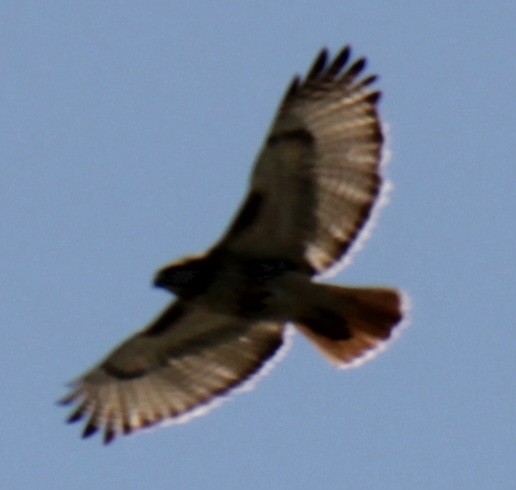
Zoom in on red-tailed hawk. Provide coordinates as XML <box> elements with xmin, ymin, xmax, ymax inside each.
<box><xmin>60</xmin><ymin>46</ymin><xmax>409</xmax><ymax>444</ymax></box>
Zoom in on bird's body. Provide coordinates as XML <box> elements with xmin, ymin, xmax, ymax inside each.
<box><xmin>156</xmin><ymin>250</ymin><xmax>299</xmax><ymax>318</ymax></box>
<box><xmin>61</xmin><ymin>46</ymin><xmax>409</xmax><ymax>444</ymax></box>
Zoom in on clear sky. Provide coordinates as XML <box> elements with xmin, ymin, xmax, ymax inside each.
<box><xmin>2</xmin><ymin>2</ymin><xmax>515</xmax><ymax>489</ymax></box>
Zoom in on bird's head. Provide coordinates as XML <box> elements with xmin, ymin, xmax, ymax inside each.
<box><xmin>153</xmin><ymin>253</ymin><xmax>215</xmax><ymax>298</ymax></box>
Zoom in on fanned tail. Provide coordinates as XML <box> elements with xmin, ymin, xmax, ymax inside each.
<box><xmin>296</xmin><ymin>285</ymin><xmax>409</xmax><ymax>369</ymax></box>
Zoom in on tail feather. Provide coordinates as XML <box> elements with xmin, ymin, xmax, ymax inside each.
<box><xmin>296</xmin><ymin>285</ymin><xmax>409</xmax><ymax>369</ymax></box>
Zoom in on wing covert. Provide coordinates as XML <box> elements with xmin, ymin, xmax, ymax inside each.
<box><xmin>60</xmin><ymin>302</ymin><xmax>287</xmax><ymax>444</ymax></box>
<box><xmin>220</xmin><ymin>47</ymin><xmax>386</xmax><ymax>277</ymax></box>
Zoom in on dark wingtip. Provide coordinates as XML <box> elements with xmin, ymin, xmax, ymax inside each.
<box><xmin>342</xmin><ymin>57</ymin><xmax>367</xmax><ymax>82</ymax></box>
<box><xmin>82</xmin><ymin>420</ymin><xmax>99</xmax><ymax>439</ymax></box>
<box><xmin>306</xmin><ymin>48</ymin><xmax>328</xmax><ymax>80</ymax></box>
<box><xmin>57</xmin><ymin>382</ymin><xmax>81</xmax><ymax>406</ymax></box>
<box><xmin>358</xmin><ymin>74</ymin><xmax>378</xmax><ymax>88</ymax></box>
<box><xmin>103</xmin><ymin>427</ymin><xmax>116</xmax><ymax>445</ymax></box>
<box><xmin>366</xmin><ymin>91</ymin><xmax>382</xmax><ymax>105</ymax></box>
<box><xmin>325</xmin><ymin>46</ymin><xmax>351</xmax><ymax>78</ymax></box>
<box><xmin>66</xmin><ymin>402</ymin><xmax>87</xmax><ymax>424</ymax></box>
<box><xmin>57</xmin><ymin>393</ymin><xmax>76</xmax><ymax>406</ymax></box>
<box><xmin>285</xmin><ymin>76</ymin><xmax>300</xmax><ymax>99</ymax></box>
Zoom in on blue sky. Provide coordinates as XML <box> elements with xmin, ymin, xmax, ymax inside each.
<box><xmin>2</xmin><ymin>2</ymin><xmax>515</xmax><ymax>489</ymax></box>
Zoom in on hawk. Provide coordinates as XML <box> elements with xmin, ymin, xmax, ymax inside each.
<box><xmin>60</xmin><ymin>46</ymin><xmax>409</xmax><ymax>444</ymax></box>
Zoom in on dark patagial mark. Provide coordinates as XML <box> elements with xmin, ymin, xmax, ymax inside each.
<box><xmin>227</xmin><ymin>190</ymin><xmax>264</xmax><ymax>237</ymax></box>
<box><xmin>142</xmin><ymin>302</ymin><xmax>186</xmax><ymax>337</ymax></box>
<box><xmin>101</xmin><ymin>362</ymin><xmax>148</xmax><ymax>381</ymax></box>
<box><xmin>163</xmin><ymin>326</ymin><xmax>240</xmax><ymax>358</ymax></box>
<box><xmin>267</xmin><ymin>128</ymin><xmax>314</xmax><ymax>147</ymax></box>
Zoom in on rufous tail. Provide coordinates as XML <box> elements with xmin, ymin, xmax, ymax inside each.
<box><xmin>296</xmin><ymin>285</ymin><xmax>408</xmax><ymax>369</ymax></box>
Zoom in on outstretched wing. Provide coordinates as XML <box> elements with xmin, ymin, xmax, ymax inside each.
<box><xmin>60</xmin><ymin>302</ymin><xmax>288</xmax><ymax>444</ymax></box>
<box><xmin>219</xmin><ymin>47</ymin><xmax>386</xmax><ymax>277</ymax></box>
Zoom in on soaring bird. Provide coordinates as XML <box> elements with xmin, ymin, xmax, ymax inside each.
<box><xmin>60</xmin><ymin>46</ymin><xmax>409</xmax><ymax>444</ymax></box>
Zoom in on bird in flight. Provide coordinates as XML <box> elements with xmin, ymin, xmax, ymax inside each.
<box><xmin>60</xmin><ymin>46</ymin><xmax>409</xmax><ymax>444</ymax></box>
